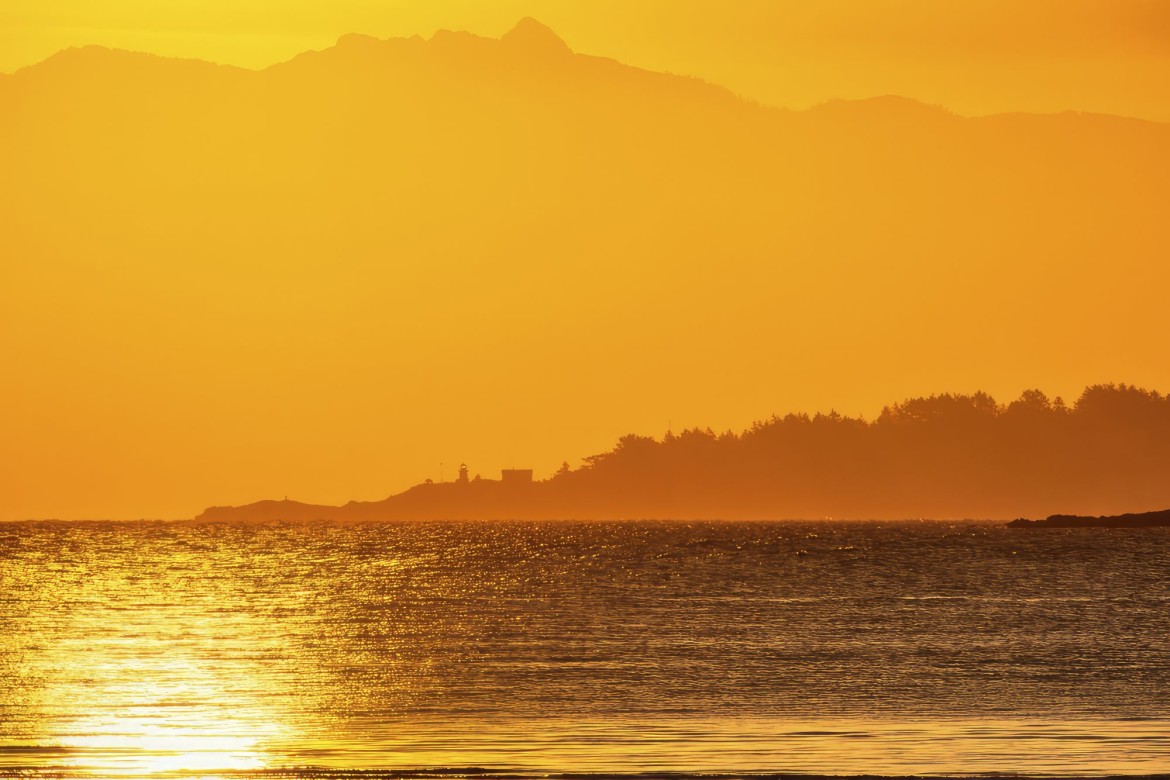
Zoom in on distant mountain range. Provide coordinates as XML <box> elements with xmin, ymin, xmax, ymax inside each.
<box><xmin>5</xmin><ymin>20</ymin><xmax>1170</xmax><ymax>522</ymax></box>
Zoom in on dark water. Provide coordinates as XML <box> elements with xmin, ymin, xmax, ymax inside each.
<box><xmin>2</xmin><ymin>520</ymin><xmax>1169</xmax><ymax>777</ymax></box>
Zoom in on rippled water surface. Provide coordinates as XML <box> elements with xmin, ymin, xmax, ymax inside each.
<box><xmin>2</xmin><ymin>520</ymin><xmax>1170</xmax><ymax>777</ymax></box>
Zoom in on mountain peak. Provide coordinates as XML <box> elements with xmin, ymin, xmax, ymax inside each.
<box><xmin>501</xmin><ymin>17</ymin><xmax>571</xmax><ymax>56</ymax></box>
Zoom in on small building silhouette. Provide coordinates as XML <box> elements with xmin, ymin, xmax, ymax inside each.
<box><xmin>501</xmin><ymin>469</ymin><xmax>533</xmax><ymax>484</ymax></box>
<box><xmin>457</xmin><ymin>463</ymin><xmax>469</xmax><ymax>484</ymax></box>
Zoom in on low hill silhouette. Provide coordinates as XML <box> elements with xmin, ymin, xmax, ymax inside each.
<box><xmin>1010</xmin><ymin>508</ymin><xmax>1170</xmax><ymax>529</ymax></box>
<box><xmin>197</xmin><ymin>383</ymin><xmax>1170</xmax><ymax>522</ymax></box>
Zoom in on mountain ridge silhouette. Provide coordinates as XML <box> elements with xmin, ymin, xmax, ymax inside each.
<box><xmin>5</xmin><ymin>18</ymin><xmax>1170</xmax><ymax>522</ymax></box>
<box><xmin>7</xmin><ymin>19</ymin><xmax>1166</xmax><ymax>126</ymax></box>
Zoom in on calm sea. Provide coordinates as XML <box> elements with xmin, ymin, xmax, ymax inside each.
<box><xmin>2</xmin><ymin>520</ymin><xmax>1169</xmax><ymax>778</ymax></box>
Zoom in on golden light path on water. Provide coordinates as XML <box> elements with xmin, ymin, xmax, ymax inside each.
<box><xmin>5</xmin><ymin>525</ymin><xmax>303</xmax><ymax>778</ymax></box>
<box><xmin>33</xmin><ymin>604</ymin><xmax>290</xmax><ymax>776</ymax></box>
<box><xmin>26</xmin><ymin>637</ymin><xmax>1170</xmax><ymax>780</ymax></box>
<box><xmin>5</xmin><ymin>521</ymin><xmax>1170</xmax><ymax>777</ymax></box>
<box><xmin>53</xmin><ymin>662</ymin><xmax>277</xmax><ymax>775</ymax></box>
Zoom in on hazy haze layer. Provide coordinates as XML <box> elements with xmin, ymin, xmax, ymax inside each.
<box><xmin>3</xmin><ymin>21</ymin><xmax>1169</xmax><ymax>519</ymax></box>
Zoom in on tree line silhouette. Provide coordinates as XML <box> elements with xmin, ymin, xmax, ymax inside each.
<box><xmin>541</xmin><ymin>384</ymin><xmax>1170</xmax><ymax>519</ymax></box>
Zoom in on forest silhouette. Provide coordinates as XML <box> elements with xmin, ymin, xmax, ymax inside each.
<box><xmin>198</xmin><ymin>383</ymin><xmax>1170</xmax><ymax>522</ymax></box>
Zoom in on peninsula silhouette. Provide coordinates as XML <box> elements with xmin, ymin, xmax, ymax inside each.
<box><xmin>1009</xmin><ymin>509</ymin><xmax>1170</xmax><ymax>529</ymax></box>
<box><xmin>197</xmin><ymin>383</ymin><xmax>1170</xmax><ymax>522</ymax></box>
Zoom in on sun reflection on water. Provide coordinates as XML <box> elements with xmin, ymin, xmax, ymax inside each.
<box><xmin>64</xmin><ymin>721</ymin><xmax>267</xmax><ymax>775</ymax></box>
<box><xmin>7</xmin><ymin>521</ymin><xmax>1170</xmax><ymax>777</ymax></box>
<box><xmin>51</xmin><ymin>655</ymin><xmax>288</xmax><ymax>777</ymax></box>
<box><xmin>5</xmin><ymin>527</ymin><xmax>311</xmax><ymax>779</ymax></box>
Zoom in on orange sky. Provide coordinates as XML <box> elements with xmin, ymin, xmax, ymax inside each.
<box><xmin>4</xmin><ymin>0</ymin><xmax>1170</xmax><ymax>120</ymax></box>
<box><xmin>2</xmin><ymin>2</ymin><xmax>1169</xmax><ymax>520</ymax></box>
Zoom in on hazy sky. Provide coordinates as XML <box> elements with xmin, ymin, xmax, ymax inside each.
<box><xmin>3</xmin><ymin>1</ymin><xmax>1170</xmax><ymax>520</ymax></box>
<box><xmin>4</xmin><ymin>0</ymin><xmax>1169</xmax><ymax>119</ymax></box>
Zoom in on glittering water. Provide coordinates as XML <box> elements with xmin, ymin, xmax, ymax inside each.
<box><xmin>2</xmin><ymin>520</ymin><xmax>1170</xmax><ymax>778</ymax></box>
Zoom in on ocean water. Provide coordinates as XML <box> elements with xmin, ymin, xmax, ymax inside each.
<box><xmin>2</xmin><ymin>519</ymin><xmax>1169</xmax><ymax>778</ymax></box>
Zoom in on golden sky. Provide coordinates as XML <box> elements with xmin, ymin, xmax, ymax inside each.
<box><xmin>2</xmin><ymin>1</ymin><xmax>1169</xmax><ymax>520</ymax></box>
<box><xmin>4</xmin><ymin>0</ymin><xmax>1170</xmax><ymax>119</ymax></box>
